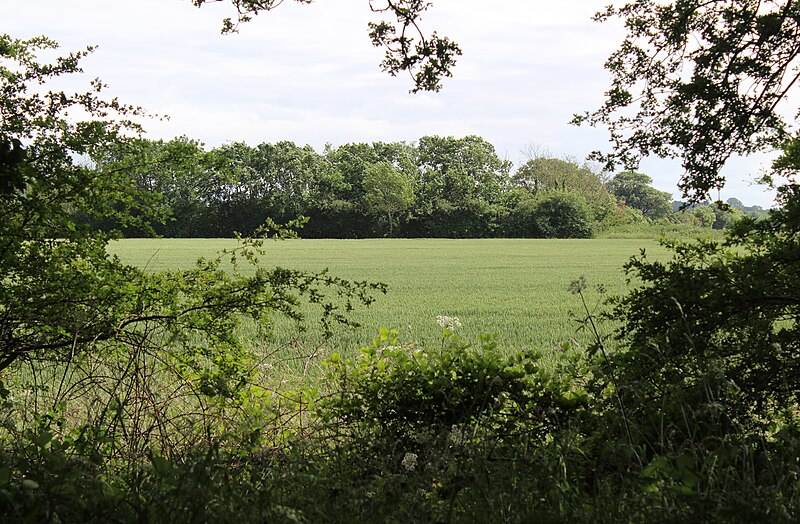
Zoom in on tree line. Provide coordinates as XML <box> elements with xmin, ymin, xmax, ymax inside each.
<box><xmin>89</xmin><ymin>135</ymin><xmax>752</xmax><ymax>239</ymax></box>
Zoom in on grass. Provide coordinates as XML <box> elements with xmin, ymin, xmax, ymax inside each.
<box><xmin>597</xmin><ymin>222</ymin><xmax>725</xmax><ymax>239</ymax></box>
<box><xmin>108</xmin><ymin>238</ymin><xmax>672</xmax><ymax>368</ymax></box>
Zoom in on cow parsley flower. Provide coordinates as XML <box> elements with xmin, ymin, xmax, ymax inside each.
<box><xmin>401</xmin><ymin>452</ymin><xmax>418</xmax><ymax>471</ymax></box>
<box><xmin>448</xmin><ymin>425</ymin><xmax>465</xmax><ymax>444</ymax></box>
<box><xmin>436</xmin><ymin>315</ymin><xmax>462</xmax><ymax>330</ymax></box>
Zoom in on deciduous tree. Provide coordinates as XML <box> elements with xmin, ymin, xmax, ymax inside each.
<box><xmin>513</xmin><ymin>156</ymin><xmax>617</xmax><ymax>223</ymax></box>
<box><xmin>607</xmin><ymin>171</ymin><xmax>673</xmax><ymax>220</ymax></box>
<box><xmin>0</xmin><ymin>33</ymin><xmax>382</xmax><ymax>402</ymax></box>
<box><xmin>363</xmin><ymin>161</ymin><xmax>414</xmax><ymax>236</ymax></box>
<box><xmin>585</xmin><ymin>1</ymin><xmax>800</xmax><ymax>492</ymax></box>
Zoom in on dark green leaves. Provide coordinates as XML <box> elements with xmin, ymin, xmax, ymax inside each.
<box><xmin>367</xmin><ymin>1</ymin><xmax>461</xmax><ymax>92</ymax></box>
<box><xmin>0</xmin><ymin>137</ymin><xmax>29</xmax><ymax>195</ymax></box>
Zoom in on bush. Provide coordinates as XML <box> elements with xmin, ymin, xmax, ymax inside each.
<box><xmin>506</xmin><ymin>192</ymin><xmax>594</xmax><ymax>238</ymax></box>
<box><xmin>306</xmin><ymin>327</ymin><xmax>590</xmax><ymax>522</ymax></box>
<box><xmin>320</xmin><ymin>328</ymin><xmax>584</xmax><ymax>439</ymax></box>
<box><xmin>593</xmin><ymin>183</ymin><xmax>800</xmax><ymax>520</ymax></box>
<box><xmin>691</xmin><ymin>204</ymin><xmax>716</xmax><ymax>226</ymax></box>
<box><xmin>613</xmin><ymin>186</ymin><xmax>800</xmax><ymax>433</ymax></box>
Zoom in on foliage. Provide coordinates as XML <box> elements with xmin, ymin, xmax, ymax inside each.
<box><xmin>366</xmin><ymin>0</ymin><xmax>462</xmax><ymax>92</ymax></box>
<box><xmin>513</xmin><ymin>156</ymin><xmax>617</xmax><ymax>223</ymax></box>
<box><xmin>607</xmin><ymin>171</ymin><xmax>673</xmax><ymax>220</ymax></box>
<box><xmin>691</xmin><ymin>204</ymin><xmax>716</xmax><ymax>227</ymax></box>
<box><xmin>710</xmin><ymin>201</ymin><xmax>745</xmax><ymax>229</ymax></box>
<box><xmin>572</xmin><ymin>181</ymin><xmax>796</xmax><ymax>520</ymax></box>
<box><xmin>0</xmin><ymin>34</ymin><xmax>151</xmax><ymax>371</ymax></box>
<box><xmin>307</xmin><ymin>328</ymin><xmax>590</xmax><ymax>522</ymax></box>
<box><xmin>91</xmin><ymin>134</ymin><xmax>764</xmax><ymax>239</ymax></box>
<box><xmin>409</xmin><ymin>135</ymin><xmax>511</xmax><ymax>237</ymax></box>
<box><xmin>214</xmin><ymin>140</ymin><xmax>328</xmax><ymax>234</ymax></box>
<box><xmin>0</xmin><ymin>34</ymin><xmax>383</xmax><ymax>372</ymax></box>
<box><xmin>0</xmin><ymin>33</ymin><xmax>386</xmax><ymax>523</ymax></box>
<box><xmin>574</xmin><ymin>1</ymin><xmax>800</xmax><ymax>517</ymax></box>
<box><xmin>596</xmin><ymin>221</ymin><xmax>724</xmax><ymax>239</ymax></box>
<box><xmin>533</xmin><ymin>193</ymin><xmax>594</xmax><ymax>238</ymax></box>
<box><xmin>320</xmin><ymin>328</ymin><xmax>583</xmax><ymax>438</ymax></box>
<box><xmin>615</xmin><ymin>144</ymin><xmax>800</xmax><ymax>416</ymax></box>
<box><xmin>88</xmin><ymin>136</ymin><xmax>229</xmax><ymax>236</ymax></box>
<box><xmin>506</xmin><ymin>192</ymin><xmax>595</xmax><ymax>238</ymax></box>
<box><xmin>727</xmin><ymin>196</ymin><xmax>769</xmax><ymax>219</ymax></box>
<box><xmin>7</xmin><ymin>0</ymin><xmax>800</xmax><ymax>518</ymax></box>
<box><xmin>362</xmin><ymin>161</ymin><xmax>414</xmax><ymax>236</ymax></box>
<box><xmin>575</xmin><ymin>0</ymin><xmax>800</xmax><ymax>203</ymax></box>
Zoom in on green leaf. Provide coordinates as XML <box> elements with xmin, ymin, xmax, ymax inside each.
<box><xmin>150</xmin><ymin>454</ymin><xmax>172</xmax><ymax>477</ymax></box>
<box><xmin>21</xmin><ymin>479</ymin><xmax>39</xmax><ymax>490</ymax></box>
<box><xmin>34</xmin><ymin>431</ymin><xmax>53</xmax><ymax>449</ymax></box>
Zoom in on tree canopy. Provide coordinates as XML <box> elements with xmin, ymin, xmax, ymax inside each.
<box><xmin>0</xmin><ymin>33</ymin><xmax>383</xmax><ymax>390</ymax></box>
<box><xmin>574</xmin><ymin>0</ymin><xmax>800</xmax><ymax>203</ymax></box>
<box><xmin>363</xmin><ymin>161</ymin><xmax>414</xmax><ymax>236</ymax></box>
<box><xmin>607</xmin><ymin>171</ymin><xmax>673</xmax><ymax>220</ymax></box>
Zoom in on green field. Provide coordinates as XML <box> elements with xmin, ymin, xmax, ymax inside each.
<box><xmin>109</xmin><ymin>238</ymin><xmax>671</xmax><ymax>364</ymax></box>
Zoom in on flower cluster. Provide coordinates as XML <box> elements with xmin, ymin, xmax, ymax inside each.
<box><xmin>436</xmin><ymin>315</ymin><xmax>462</xmax><ymax>330</ymax></box>
<box><xmin>401</xmin><ymin>452</ymin><xmax>418</xmax><ymax>471</ymax></box>
<box><xmin>448</xmin><ymin>425</ymin><xmax>465</xmax><ymax>445</ymax></box>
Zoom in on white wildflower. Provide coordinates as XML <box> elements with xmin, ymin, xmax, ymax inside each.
<box><xmin>401</xmin><ymin>452</ymin><xmax>418</xmax><ymax>471</ymax></box>
<box><xmin>436</xmin><ymin>315</ymin><xmax>462</xmax><ymax>330</ymax></box>
<box><xmin>448</xmin><ymin>425</ymin><xmax>465</xmax><ymax>445</ymax></box>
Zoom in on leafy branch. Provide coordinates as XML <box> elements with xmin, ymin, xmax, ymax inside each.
<box><xmin>190</xmin><ymin>0</ymin><xmax>461</xmax><ymax>92</ymax></box>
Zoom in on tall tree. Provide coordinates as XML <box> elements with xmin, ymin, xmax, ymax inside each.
<box><xmin>582</xmin><ymin>1</ymin><xmax>800</xmax><ymax>494</ymax></box>
<box><xmin>413</xmin><ymin>135</ymin><xmax>511</xmax><ymax>237</ymax></box>
<box><xmin>212</xmin><ymin>141</ymin><xmax>324</xmax><ymax>235</ymax></box>
<box><xmin>513</xmin><ymin>156</ymin><xmax>617</xmax><ymax>223</ymax></box>
<box><xmin>607</xmin><ymin>171</ymin><xmax>673</xmax><ymax>220</ymax></box>
<box><xmin>362</xmin><ymin>161</ymin><xmax>414</xmax><ymax>236</ymax></box>
<box><xmin>0</xmin><ymin>35</ymin><xmax>156</xmax><ymax>370</ymax></box>
<box><xmin>0</xmin><ymin>33</ymin><xmax>380</xmax><ymax>394</ymax></box>
<box><xmin>93</xmin><ymin>137</ymin><xmax>228</xmax><ymax>237</ymax></box>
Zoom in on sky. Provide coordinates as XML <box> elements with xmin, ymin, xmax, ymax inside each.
<box><xmin>4</xmin><ymin>0</ymin><xmax>782</xmax><ymax>207</ymax></box>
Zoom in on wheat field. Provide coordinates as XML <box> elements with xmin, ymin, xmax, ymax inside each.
<box><xmin>109</xmin><ymin>238</ymin><xmax>671</xmax><ymax>368</ymax></box>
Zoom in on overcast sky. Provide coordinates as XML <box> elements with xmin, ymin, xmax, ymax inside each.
<box><xmin>5</xmin><ymin>0</ymin><xmax>780</xmax><ymax>206</ymax></box>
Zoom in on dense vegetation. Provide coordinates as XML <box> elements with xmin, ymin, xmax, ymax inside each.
<box><xmin>90</xmin><ymin>136</ymin><xmax>749</xmax><ymax>239</ymax></box>
<box><xmin>1</xmin><ymin>0</ymin><xmax>799</xmax><ymax>521</ymax></box>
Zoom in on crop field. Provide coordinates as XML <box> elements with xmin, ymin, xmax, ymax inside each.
<box><xmin>109</xmin><ymin>238</ymin><xmax>672</xmax><ymax>365</ymax></box>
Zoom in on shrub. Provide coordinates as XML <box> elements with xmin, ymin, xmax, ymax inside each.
<box><xmin>691</xmin><ymin>204</ymin><xmax>716</xmax><ymax>226</ymax></box>
<box><xmin>320</xmin><ymin>328</ymin><xmax>584</xmax><ymax>439</ymax></box>
<box><xmin>532</xmin><ymin>192</ymin><xmax>594</xmax><ymax>238</ymax></box>
<box><xmin>595</xmin><ymin>183</ymin><xmax>800</xmax><ymax>520</ymax></box>
<box><xmin>506</xmin><ymin>192</ymin><xmax>594</xmax><ymax>238</ymax></box>
<box><xmin>307</xmin><ymin>327</ymin><xmax>590</xmax><ymax>522</ymax></box>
